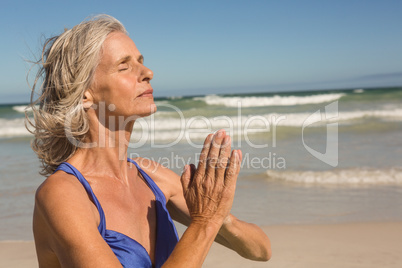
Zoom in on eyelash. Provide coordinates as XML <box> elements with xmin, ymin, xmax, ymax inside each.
<box><xmin>118</xmin><ymin>63</ymin><xmax>129</xmax><ymax>71</ymax></box>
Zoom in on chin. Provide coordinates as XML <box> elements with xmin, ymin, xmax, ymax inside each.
<box><xmin>137</xmin><ymin>105</ymin><xmax>157</xmax><ymax>118</ymax></box>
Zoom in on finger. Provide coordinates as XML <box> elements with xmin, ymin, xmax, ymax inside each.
<box><xmin>235</xmin><ymin>150</ymin><xmax>241</xmax><ymax>175</ymax></box>
<box><xmin>220</xmin><ymin>132</ymin><xmax>232</xmax><ymax>150</ymax></box>
<box><xmin>180</xmin><ymin>165</ymin><xmax>191</xmax><ymax>194</ymax></box>
<box><xmin>224</xmin><ymin>150</ymin><xmax>240</xmax><ymax>188</ymax></box>
<box><xmin>190</xmin><ymin>163</ymin><xmax>197</xmax><ymax>175</ymax></box>
<box><xmin>205</xmin><ymin>129</ymin><xmax>226</xmax><ymax>179</ymax></box>
<box><xmin>195</xmin><ymin>134</ymin><xmax>214</xmax><ymax>180</ymax></box>
<box><xmin>215</xmin><ymin>135</ymin><xmax>231</xmax><ymax>185</ymax></box>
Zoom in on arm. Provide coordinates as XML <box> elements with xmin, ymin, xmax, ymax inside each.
<box><xmin>33</xmin><ymin>173</ymin><xmax>122</xmax><ymax>268</ymax></box>
<box><xmin>139</xmin><ymin>137</ymin><xmax>271</xmax><ymax>262</ymax></box>
<box><xmin>140</xmin><ymin>130</ymin><xmax>271</xmax><ymax>267</ymax></box>
<box><xmin>166</xmin><ymin>162</ymin><xmax>271</xmax><ymax>261</ymax></box>
<box><xmin>216</xmin><ymin>214</ymin><xmax>271</xmax><ymax>261</ymax></box>
<box><xmin>164</xmin><ymin>131</ymin><xmax>240</xmax><ymax>267</ymax></box>
<box><xmin>168</xmin><ymin>194</ymin><xmax>271</xmax><ymax>262</ymax></box>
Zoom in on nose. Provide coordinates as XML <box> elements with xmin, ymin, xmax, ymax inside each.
<box><xmin>141</xmin><ymin>66</ymin><xmax>153</xmax><ymax>82</ymax></box>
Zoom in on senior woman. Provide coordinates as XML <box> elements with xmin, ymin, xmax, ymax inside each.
<box><xmin>29</xmin><ymin>15</ymin><xmax>271</xmax><ymax>267</ymax></box>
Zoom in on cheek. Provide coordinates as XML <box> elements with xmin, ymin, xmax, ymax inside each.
<box><xmin>118</xmin><ymin>76</ymin><xmax>139</xmax><ymax>95</ymax></box>
<box><xmin>96</xmin><ymin>79</ymin><xmax>138</xmax><ymax>108</ymax></box>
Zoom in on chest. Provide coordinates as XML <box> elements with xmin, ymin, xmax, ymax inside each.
<box><xmin>90</xmin><ymin>174</ymin><xmax>158</xmax><ymax>261</ymax></box>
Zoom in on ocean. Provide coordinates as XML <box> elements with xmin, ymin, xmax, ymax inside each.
<box><xmin>1</xmin><ymin>87</ymin><xmax>402</xmax><ymax>240</ymax></box>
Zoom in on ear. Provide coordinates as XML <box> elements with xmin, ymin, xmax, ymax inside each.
<box><xmin>82</xmin><ymin>90</ymin><xmax>94</xmax><ymax>110</ymax></box>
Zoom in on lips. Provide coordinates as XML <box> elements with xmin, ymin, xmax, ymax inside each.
<box><xmin>138</xmin><ymin>89</ymin><xmax>153</xmax><ymax>97</ymax></box>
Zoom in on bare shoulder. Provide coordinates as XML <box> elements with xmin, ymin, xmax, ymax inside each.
<box><xmin>33</xmin><ymin>173</ymin><xmax>79</xmax><ymax>258</ymax></box>
<box><xmin>132</xmin><ymin>157</ymin><xmax>182</xmax><ymax>201</ymax></box>
<box><xmin>36</xmin><ymin>171</ymin><xmax>84</xmax><ymax>201</ymax></box>
<box><xmin>34</xmin><ymin>171</ymin><xmax>95</xmax><ymax>218</ymax></box>
<box><xmin>34</xmin><ymin>171</ymin><xmax>99</xmax><ymax>239</ymax></box>
<box><xmin>33</xmin><ymin>171</ymin><xmax>114</xmax><ymax>267</ymax></box>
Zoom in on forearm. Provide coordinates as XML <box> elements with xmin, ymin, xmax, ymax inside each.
<box><xmin>162</xmin><ymin>222</ymin><xmax>221</xmax><ymax>268</ymax></box>
<box><xmin>217</xmin><ymin>214</ymin><xmax>271</xmax><ymax>261</ymax></box>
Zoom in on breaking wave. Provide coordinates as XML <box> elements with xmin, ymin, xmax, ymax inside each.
<box><xmin>194</xmin><ymin>93</ymin><xmax>346</xmax><ymax>107</ymax></box>
<box><xmin>1</xmin><ymin>108</ymin><xmax>402</xmax><ymax>138</ymax></box>
<box><xmin>266</xmin><ymin>167</ymin><xmax>402</xmax><ymax>185</ymax></box>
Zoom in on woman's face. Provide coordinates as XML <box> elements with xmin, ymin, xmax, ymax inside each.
<box><xmin>90</xmin><ymin>31</ymin><xmax>155</xmax><ymax>118</ymax></box>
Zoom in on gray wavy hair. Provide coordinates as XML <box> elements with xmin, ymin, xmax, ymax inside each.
<box><xmin>26</xmin><ymin>14</ymin><xmax>127</xmax><ymax>176</ymax></box>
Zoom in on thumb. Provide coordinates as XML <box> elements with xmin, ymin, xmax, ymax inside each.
<box><xmin>180</xmin><ymin>165</ymin><xmax>191</xmax><ymax>193</ymax></box>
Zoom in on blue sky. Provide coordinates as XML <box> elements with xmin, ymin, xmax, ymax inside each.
<box><xmin>1</xmin><ymin>0</ymin><xmax>402</xmax><ymax>103</ymax></box>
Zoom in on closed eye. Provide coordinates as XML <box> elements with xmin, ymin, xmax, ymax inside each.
<box><xmin>118</xmin><ymin>63</ymin><xmax>129</xmax><ymax>71</ymax></box>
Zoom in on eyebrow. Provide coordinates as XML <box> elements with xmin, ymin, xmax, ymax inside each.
<box><xmin>115</xmin><ymin>55</ymin><xmax>144</xmax><ymax>65</ymax></box>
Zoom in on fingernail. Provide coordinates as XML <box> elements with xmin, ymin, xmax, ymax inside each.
<box><xmin>235</xmin><ymin>151</ymin><xmax>239</xmax><ymax>161</ymax></box>
<box><xmin>217</xmin><ymin>130</ymin><xmax>224</xmax><ymax>138</ymax></box>
<box><xmin>223</xmin><ymin>135</ymin><xmax>231</xmax><ymax>145</ymax></box>
<box><xmin>182</xmin><ymin>165</ymin><xmax>188</xmax><ymax>174</ymax></box>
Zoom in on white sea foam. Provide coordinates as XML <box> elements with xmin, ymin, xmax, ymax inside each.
<box><xmin>353</xmin><ymin>89</ymin><xmax>364</xmax><ymax>93</ymax></box>
<box><xmin>194</xmin><ymin>93</ymin><xmax>346</xmax><ymax>107</ymax></box>
<box><xmin>0</xmin><ymin>118</ymin><xmax>30</xmax><ymax>137</ymax></box>
<box><xmin>167</xmin><ymin>96</ymin><xmax>183</xmax><ymax>100</ymax></box>
<box><xmin>12</xmin><ymin>105</ymin><xmax>31</xmax><ymax>113</ymax></box>
<box><xmin>266</xmin><ymin>168</ymin><xmax>402</xmax><ymax>185</ymax></box>
<box><xmin>143</xmin><ymin>108</ymin><xmax>402</xmax><ymax>129</ymax></box>
<box><xmin>154</xmin><ymin>100</ymin><xmax>169</xmax><ymax>105</ymax></box>
<box><xmin>2</xmin><ymin>108</ymin><xmax>402</xmax><ymax>139</ymax></box>
<box><xmin>126</xmin><ymin>108</ymin><xmax>402</xmax><ymax>142</ymax></box>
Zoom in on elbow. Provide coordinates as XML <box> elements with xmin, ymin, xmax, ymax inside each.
<box><xmin>261</xmin><ymin>237</ymin><xmax>272</xmax><ymax>261</ymax></box>
<box><xmin>259</xmin><ymin>247</ymin><xmax>272</xmax><ymax>262</ymax></box>
<box><xmin>251</xmin><ymin>246</ymin><xmax>271</xmax><ymax>262</ymax></box>
<box><xmin>242</xmin><ymin>249</ymin><xmax>271</xmax><ymax>262</ymax></box>
<box><xmin>247</xmin><ymin>237</ymin><xmax>272</xmax><ymax>262</ymax></box>
<box><xmin>237</xmin><ymin>245</ymin><xmax>271</xmax><ymax>262</ymax></box>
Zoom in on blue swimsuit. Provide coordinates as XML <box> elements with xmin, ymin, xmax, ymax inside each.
<box><xmin>55</xmin><ymin>158</ymin><xmax>179</xmax><ymax>268</ymax></box>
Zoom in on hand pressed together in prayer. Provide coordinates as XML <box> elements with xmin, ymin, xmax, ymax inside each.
<box><xmin>181</xmin><ymin>130</ymin><xmax>241</xmax><ymax>228</ymax></box>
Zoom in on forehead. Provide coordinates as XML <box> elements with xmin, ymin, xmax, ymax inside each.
<box><xmin>99</xmin><ymin>31</ymin><xmax>140</xmax><ymax>64</ymax></box>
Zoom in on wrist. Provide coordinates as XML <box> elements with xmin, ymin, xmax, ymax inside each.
<box><xmin>191</xmin><ymin>217</ymin><xmax>223</xmax><ymax>232</ymax></box>
<box><xmin>188</xmin><ymin>219</ymin><xmax>222</xmax><ymax>242</ymax></box>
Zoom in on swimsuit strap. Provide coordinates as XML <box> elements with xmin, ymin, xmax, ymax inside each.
<box><xmin>54</xmin><ymin>162</ymin><xmax>106</xmax><ymax>236</ymax></box>
<box><xmin>127</xmin><ymin>158</ymin><xmax>167</xmax><ymax>204</ymax></box>
<box><xmin>54</xmin><ymin>159</ymin><xmax>178</xmax><ymax>268</ymax></box>
<box><xmin>54</xmin><ymin>159</ymin><xmax>166</xmax><ymax>235</ymax></box>
<box><xmin>127</xmin><ymin>158</ymin><xmax>179</xmax><ymax>267</ymax></box>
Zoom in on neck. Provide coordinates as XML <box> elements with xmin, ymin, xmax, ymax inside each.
<box><xmin>68</xmin><ymin>109</ymin><xmax>137</xmax><ymax>183</ymax></box>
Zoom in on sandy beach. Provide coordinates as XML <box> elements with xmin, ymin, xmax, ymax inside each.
<box><xmin>1</xmin><ymin>221</ymin><xmax>401</xmax><ymax>268</ymax></box>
